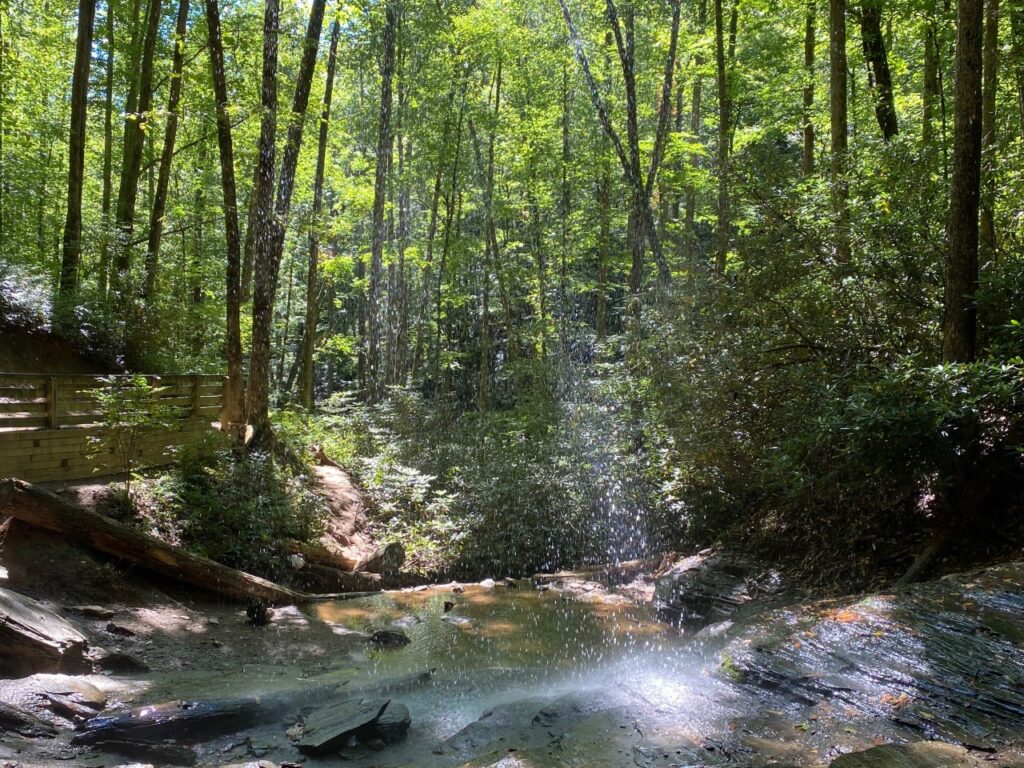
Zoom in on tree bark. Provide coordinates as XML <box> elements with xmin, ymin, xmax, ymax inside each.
<box><xmin>57</xmin><ymin>0</ymin><xmax>97</xmax><ymax>321</ymax></box>
<box><xmin>714</xmin><ymin>0</ymin><xmax>730</xmax><ymax>274</ymax></box>
<box><xmin>366</xmin><ymin>0</ymin><xmax>397</xmax><ymax>404</ymax></box>
<box><xmin>112</xmin><ymin>0</ymin><xmax>163</xmax><ymax>302</ymax></box>
<box><xmin>683</xmin><ymin>0</ymin><xmax>706</xmax><ymax>266</ymax></box>
<box><xmin>943</xmin><ymin>0</ymin><xmax>984</xmax><ymax>362</ymax></box>
<box><xmin>1011</xmin><ymin>0</ymin><xmax>1024</xmax><ymax>139</ymax></box>
<box><xmin>300</xmin><ymin>18</ymin><xmax>340</xmax><ymax>411</ymax></box>
<box><xmin>979</xmin><ymin>0</ymin><xmax>999</xmax><ymax>264</ymax></box>
<box><xmin>206</xmin><ymin>0</ymin><xmax>245</xmax><ymax>428</ymax></box>
<box><xmin>246</xmin><ymin>0</ymin><xmax>326</xmax><ymax>436</ymax></box>
<box><xmin>143</xmin><ymin>0</ymin><xmax>190</xmax><ymax>303</ymax></box>
<box><xmin>803</xmin><ymin>0</ymin><xmax>816</xmax><ymax>173</ymax></box>
<box><xmin>830</xmin><ymin>0</ymin><xmax>850</xmax><ymax>264</ymax></box>
<box><xmin>98</xmin><ymin>1</ymin><xmax>115</xmax><ymax>298</ymax></box>
<box><xmin>859</xmin><ymin>0</ymin><xmax>898</xmax><ymax>140</ymax></box>
<box><xmin>923</xmin><ymin>12</ymin><xmax>939</xmax><ymax>144</ymax></box>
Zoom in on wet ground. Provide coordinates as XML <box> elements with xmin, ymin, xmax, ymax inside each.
<box><xmin>2</xmin><ymin>524</ymin><xmax>1023</xmax><ymax>768</ymax></box>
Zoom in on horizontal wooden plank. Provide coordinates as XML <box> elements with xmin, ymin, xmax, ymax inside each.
<box><xmin>0</xmin><ymin>416</ymin><xmax>46</xmax><ymax>429</ymax></box>
<box><xmin>0</xmin><ymin>401</ymin><xmax>46</xmax><ymax>414</ymax></box>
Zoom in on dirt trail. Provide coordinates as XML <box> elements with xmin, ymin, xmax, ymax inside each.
<box><xmin>312</xmin><ymin>463</ymin><xmax>374</xmax><ymax>566</ymax></box>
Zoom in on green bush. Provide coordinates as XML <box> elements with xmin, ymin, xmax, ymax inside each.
<box><xmin>150</xmin><ymin>431</ymin><xmax>326</xmax><ymax>579</ymax></box>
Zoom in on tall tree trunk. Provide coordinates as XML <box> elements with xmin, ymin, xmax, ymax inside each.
<box><xmin>205</xmin><ymin>0</ymin><xmax>244</xmax><ymax>428</ymax></box>
<box><xmin>923</xmin><ymin>12</ymin><xmax>939</xmax><ymax>144</ymax></box>
<box><xmin>859</xmin><ymin>0</ymin><xmax>898</xmax><ymax>140</ymax></box>
<box><xmin>979</xmin><ymin>0</ymin><xmax>999</xmax><ymax>264</ymax></box>
<box><xmin>111</xmin><ymin>0</ymin><xmax>162</xmax><ymax>303</ymax></box>
<box><xmin>57</xmin><ymin>0</ymin><xmax>97</xmax><ymax>323</ymax></box>
<box><xmin>943</xmin><ymin>0</ymin><xmax>984</xmax><ymax>362</ymax></box>
<box><xmin>714</xmin><ymin>0</ymin><xmax>730</xmax><ymax>274</ymax></box>
<box><xmin>300</xmin><ymin>17</ymin><xmax>340</xmax><ymax>411</ymax></box>
<box><xmin>246</xmin><ymin>0</ymin><xmax>326</xmax><ymax>436</ymax></box>
<box><xmin>1011</xmin><ymin>0</ymin><xmax>1024</xmax><ymax>139</ymax></box>
<box><xmin>366</xmin><ymin>0</ymin><xmax>397</xmax><ymax>404</ymax></box>
<box><xmin>595</xmin><ymin>157</ymin><xmax>611</xmax><ymax>340</ymax></box>
<box><xmin>241</xmin><ymin>160</ymin><xmax>259</xmax><ymax>302</ymax></box>
<box><xmin>559</xmin><ymin>61</ymin><xmax>571</xmax><ymax>326</ymax></box>
<box><xmin>830</xmin><ymin>0</ymin><xmax>851</xmax><ymax>264</ymax></box>
<box><xmin>143</xmin><ymin>0</ymin><xmax>190</xmax><ymax>303</ymax></box>
<box><xmin>803</xmin><ymin>0</ymin><xmax>816</xmax><ymax>173</ymax></box>
<box><xmin>98</xmin><ymin>1</ymin><xmax>115</xmax><ymax>298</ymax></box>
<box><xmin>683</xmin><ymin>0</ymin><xmax>706</xmax><ymax>266</ymax></box>
<box><xmin>244</xmin><ymin>0</ymin><xmax>280</xmax><ymax>430</ymax></box>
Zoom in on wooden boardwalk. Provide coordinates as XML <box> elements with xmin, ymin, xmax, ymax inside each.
<box><xmin>0</xmin><ymin>373</ymin><xmax>224</xmax><ymax>482</ymax></box>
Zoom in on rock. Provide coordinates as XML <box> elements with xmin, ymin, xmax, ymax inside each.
<box><xmin>105</xmin><ymin>622</ymin><xmax>136</xmax><ymax>637</ymax></box>
<box><xmin>391</xmin><ymin>615</ymin><xmax>421</xmax><ymax>629</ymax></box>
<box><xmin>479</xmin><ymin>578</ymin><xmax>496</xmax><ymax>589</ymax></box>
<box><xmin>443</xmin><ymin>600</ymin><xmax>455</xmax><ymax>613</ymax></box>
<box><xmin>287</xmin><ymin>554</ymin><xmax>305</xmax><ymax>570</ymax></box>
<box><xmin>452</xmin><ymin>584</ymin><xmax>465</xmax><ymax>594</ymax></box>
<box><xmin>653</xmin><ymin>550</ymin><xmax>784</xmax><ymax>629</ymax></box>
<box><xmin>442</xmin><ymin>614</ymin><xmax>474</xmax><ymax>628</ymax></box>
<box><xmin>370</xmin><ymin>630</ymin><xmax>410</xmax><ymax>647</ymax></box>
<box><xmin>830</xmin><ymin>742</ymin><xmax>975</xmax><ymax>768</ymax></box>
<box><xmin>297</xmin><ymin>698</ymin><xmax>390</xmax><ymax>755</ymax></box>
<box><xmin>246</xmin><ymin>600</ymin><xmax>273</xmax><ymax>627</ymax></box>
<box><xmin>87</xmin><ymin>737</ymin><xmax>197</xmax><ymax>766</ymax></box>
<box><xmin>0</xmin><ymin>565</ymin><xmax>7</xmax><ymax>583</ymax></box>
<box><xmin>32</xmin><ymin>673</ymin><xmax>106</xmax><ymax>708</ymax></box>
<box><xmin>0</xmin><ymin>700</ymin><xmax>58</xmax><ymax>737</ymax></box>
<box><xmin>72</xmin><ymin>605</ymin><xmax>117</xmax><ymax>620</ymax></box>
<box><xmin>722</xmin><ymin>561</ymin><xmax>1024</xmax><ymax>748</ymax></box>
<box><xmin>372</xmin><ymin>700</ymin><xmax>411</xmax><ymax>744</ymax></box>
<box><xmin>95</xmin><ymin>651</ymin><xmax>150</xmax><ymax>674</ymax></box>
<box><xmin>0</xmin><ymin>586</ymin><xmax>90</xmax><ymax>677</ymax></box>
<box><xmin>504</xmin><ymin>577</ymin><xmax>518</xmax><ymax>588</ymax></box>
<box><xmin>357</xmin><ymin>542</ymin><xmax>405</xmax><ymax>576</ymax></box>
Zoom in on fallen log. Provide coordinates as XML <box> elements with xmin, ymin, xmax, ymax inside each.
<box><xmin>0</xmin><ymin>586</ymin><xmax>89</xmax><ymax>677</ymax></box>
<box><xmin>284</xmin><ymin>540</ymin><xmax>359</xmax><ymax>572</ymax></box>
<box><xmin>0</xmin><ymin>479</ymin><xmax>378</xmax><ymax>604</ymax></box>
<box><xmin>297</xmin><ymin>562</ymin><xmax>381</xmax><ymax>594</ymax></box>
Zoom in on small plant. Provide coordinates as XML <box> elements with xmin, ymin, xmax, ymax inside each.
<box><xmin>87</xmin><ymin>374</ymin><xmax>177</xmax><ymax>498</ymax></box>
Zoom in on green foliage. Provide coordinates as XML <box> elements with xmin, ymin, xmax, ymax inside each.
<box><xmin>149</xmin><ymin>433</ymin><xmax>326</xmax><ymax>579</ymax></box>
<box><xmin>87</xmin><ymin>374</ymin><xmax>177</xmax><ymax>496</ymax></box>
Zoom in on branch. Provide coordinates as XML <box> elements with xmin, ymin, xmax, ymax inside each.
<box><xmin>645</xmin><ymin>0</ymin><xmax>682</xmax><ymax>199</ymax></box>
<box><xmin>556</xmin><ymin>0</ymin><xmax>633</xmax><ymax>183</ymax></box>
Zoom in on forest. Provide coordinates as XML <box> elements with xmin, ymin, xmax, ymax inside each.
<box><xmin>0</xmin><ymin>0</ymin><xmax>1023</xmax><ymax>586</ymax></box>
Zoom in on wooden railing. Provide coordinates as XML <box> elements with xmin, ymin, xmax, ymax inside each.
<box><xmin>0</xmin><ymin>373</ymin><xmax>225</xmax><ymax>431</ymax></box>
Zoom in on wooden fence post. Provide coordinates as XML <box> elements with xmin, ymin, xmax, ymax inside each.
<box><xmin>45</xmin><ymin>377</ymin><xmax>58</xmax><ymax>430</ymax></box>
<box><xmin>191</xmin><ymin>375</ymin><xmax>201</xmax><ymax>417</ymax></box>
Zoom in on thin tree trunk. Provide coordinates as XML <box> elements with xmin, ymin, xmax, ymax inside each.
<box><xmin>596</xmin><ymin>158</ymin><xmax>611</xmax><ymax>340</ymax></box>
<box><xmin>112</xmin><ymin>0</ymin><xmax>162</xmax><ymax>301</ymax></box>
<box><xmin>300</xmin><ymin>17</ymin><xmax>340</xmax><ymax>411</ymax></box>
<box><xmin>943</xmin><ymin>0</ymin><xmax>984</xmax><ymax>362</ymax></box>
<box><xmin>683</xmin><ymin>0</ymin><xmax>706</xmax><ymax>266</ymax></box>
<box><xmin>714</xmin><ymin>0</ymin><xmax>730</xmax><ymax>274</ymax></box>
<box><xmin>923</xmin><ymin>12</ymin><xmax>938</xmax><ymax>144</ymax></box>
<box><xmin>979</xmin><ymin>0</ymin><xmax>999</xmax><ymax>264</ymax></box>
<box><xmin>143</xmin><ymin>0</ymin><xmax>190</xmax><ymax>303</ymax></box>
<box><xmin>1011</xmin><ymin>0</ymin><xmax>1024</xmax><ymax>139</ymax></box>
<box><xmin>241</xmin><ymin>160</ymin><xmax>260</xmax><ymax>302</ymax></box>
<box><xmin>830</xmin><ymin>0</ymin><xmax>850</xmax><ymax>264</ymax></box>
<box><xmin>859</xmin><ymin>0</ymin><xmax>898</xmax><ymax>140</ymax></box>
<box><xmin>98</xmin><ymin>1</ymin><xmax>115</xmax><ymax>298</ymax></box>
<box><xmin>205</xmin><ymin>0</ymin><xmax>244</xmax><ymax>428</ymax></box>
<box><xmin>57</xmin><ymin>0</ymin><xmax>97</xmax><ymax>322</ymax></box>
<box><xmin>803</xmin><ymin>0</ymin><xmax>816</xmax><ymax>172</ymax></box>
<box><xmin>366</xmin><ymin>0</ymin><xmax>397</xmax><ymax>404</ymax></box>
